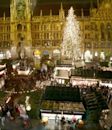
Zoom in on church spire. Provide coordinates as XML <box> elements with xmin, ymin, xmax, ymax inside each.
<box><xmin>50</xmin><ymin>9</ymin><xmax>52</xmax><ymax>16</ymax></box>
<box><xmin>40</xmin><ymin>10</ymin><xmax>43</xmax><ymax>16</ymax></box>
<box><xmin>3</xmin><ymin>12</ymin><xmax>6</xmax><ymax>21</ymax></box>
<box><xmin>97</xmin><ymin>0</ymin><xmax>100</xmax><ymax>8</ymax></box>
<box><xmin>59</xmin><ymin>2</ymin><xmax>65</xmax><ymax>20</ymax></box>
<box><xmin>90</xmin><ymin>0</ymin><xmax>93</xmax><ymax>9</ymax></box>
<box><xmin>13</xmin><ymin>0</ymin><xmax>16</xmax><ymax>6</ymax></box>
<box><xmin>81</xmin><ymin>8</ymin><xmax>84</xmax><ymax>18</ymax></box>
<box><xmin>60</xmin><ymin>2</ymin><xmax>63</xmax><ymax>10</ymax></box>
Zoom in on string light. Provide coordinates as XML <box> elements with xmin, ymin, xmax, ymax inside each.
<box><xmin>61</xmin><ymin>7</ymin><xmax>81</xmax><ymax>62</ymax></box>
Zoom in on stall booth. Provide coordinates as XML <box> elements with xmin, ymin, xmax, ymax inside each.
<box><xmin>70</xmin><ymin>77</ymin><xmax>99</xmax><ymax>87</ymax></box>
<box><xmin>40</xmin><ymin>85</ymin><xmax>85</xmax><ymax>129</ymax></box>
<box><xmin>99</xmin><ymin>81</ymin><xmax>112</xmax><ymax>88</ymax></box>
<box><xmin>53</xmin><ymin>64</ymin><xmax>74</xmax><ymax>85</ymax></box>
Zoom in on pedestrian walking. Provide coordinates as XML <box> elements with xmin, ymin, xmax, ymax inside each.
<box><xmin>1</xmin><ymin>106</ymin><xmax>6</xmax><ymax>126</ymax></box>
<box><xmin>1</xmin><ymin>116</ymin><xmax>5</xmax><ymax>126</ymax></box>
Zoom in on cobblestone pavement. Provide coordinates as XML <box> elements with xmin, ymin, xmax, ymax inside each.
<box><xmin>0</xmin><ymin>117</ymin><xmax>106</xmax><ymax>130</ymax></box>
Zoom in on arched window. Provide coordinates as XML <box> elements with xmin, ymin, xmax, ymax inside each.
<box><xmin>107</xmin><ymin>23</ymin><xmax>111</xmax><ymax>41</ymax></box>
<box><xmin>17</xmin><ymin>24</ymin><xmax>22</xmax><ymax>31</ymax></box>
<box><xmin>100</xmin><ymin>23</ymin><xmax>105</xmax><ymax>40</ymax></box>
<box><xmin>91</xmin><ymin>22</ymin><xmax>97</xmax><ymax>31</ymax></box>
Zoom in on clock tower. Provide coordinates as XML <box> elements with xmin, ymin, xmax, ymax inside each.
<box><xmin>10</xmin><ymin>0</ymin><xmax>32</xmax><ymax>58</ymax></box>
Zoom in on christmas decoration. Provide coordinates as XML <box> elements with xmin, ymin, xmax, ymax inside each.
<box><xmin>61</xmin><ymin>7</ymin><xmax>81</xmax><ymax>62</ymax></box>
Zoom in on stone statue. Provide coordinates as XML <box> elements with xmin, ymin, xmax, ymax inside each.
<box><xmin>16</xmin><ymin>0</ymin><xmax>26</xmax><ymax>19</ymax></box>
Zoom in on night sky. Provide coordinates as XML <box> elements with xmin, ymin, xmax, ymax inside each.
<box><xmin>0</xmin><ymin>0</ymin><xmax>103</xmax><ymax>17</ymax></box>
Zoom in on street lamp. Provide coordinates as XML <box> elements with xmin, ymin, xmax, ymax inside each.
<box><xmin>25</xmin><ymin>96</ymin><xmax>31</xmax><ymax>111</ymax></box>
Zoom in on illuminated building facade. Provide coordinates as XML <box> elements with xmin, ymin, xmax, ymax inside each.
<box><xmin>0</xmin><ymin>0</ymin><xmax>112</xmax><ymax>59</ymax></box>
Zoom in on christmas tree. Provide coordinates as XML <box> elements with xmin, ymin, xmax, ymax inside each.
<box><xmin>61</xmin><ymin>7</ymin><xmax>81</xmax><ymax>62</ymax></box>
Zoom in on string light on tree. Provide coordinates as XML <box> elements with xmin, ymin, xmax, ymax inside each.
<box><xmin>61</xmin><ymin>7</ymin><xmax>81</xmax><ymax>62</ymax></box>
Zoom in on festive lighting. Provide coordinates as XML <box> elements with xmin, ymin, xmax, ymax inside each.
<box><xmin>26</xmin><ymin>105</ymin><xmax>31</xmax><ymax>111</ymax></box>
<box><xmin>41</xmin><ymin>117</ymin><xmax>48</xmax><ymax>124</ymax></box>
<box><xmin>34</xmin><ymin>50</ymin><xmax>41</xmax><ymax>56</ymax></box>
<box><xmin>95</xmin><ymin>52</ymin><xmax>98</xmax><ymax>57</ymax></box>
<box><xmin>100</xmin><ymin>51</ymin><xmax>105</xmax><ymax>61</ymax></box>
<box><xmin>25</xmin><ymin>96</ymin><xmax>31</xmax><ymax>111</ymax></box>
<box><xmin>53</xmin><ymin>49</ymin><xmax>60</xmax><ymax>54</ymax></box>
<box><xmin>61</xmin><ymin>7</ymin><xmax>81</xmax><ymax>62</ymax></box>
<box><xmin>84</xmin><ymin>50</ymin><xmax>92</xmax><ymax>62</ymax></box>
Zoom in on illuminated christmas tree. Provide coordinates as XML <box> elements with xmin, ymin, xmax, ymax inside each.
<box><xmin>61</xmin><ymin>7</ymin><xmax>81</xmax><ymax>62</ymax></box>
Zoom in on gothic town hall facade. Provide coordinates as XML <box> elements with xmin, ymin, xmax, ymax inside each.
<box><xmin>0</xmin><ymin>0</ymin><xmax>112</xmax><ymax>59</ymax></box>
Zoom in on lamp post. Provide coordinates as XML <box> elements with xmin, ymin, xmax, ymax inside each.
<box><xmin>25</xmin><ymin>96</ymin><xmax>31</xmax><ymax>112</ymax></box>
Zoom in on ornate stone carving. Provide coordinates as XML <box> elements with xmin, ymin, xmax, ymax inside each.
<box><xmin>16</xmin><ymin>0</ymin><xmax>26</xmax><ymax>19</ymax></box>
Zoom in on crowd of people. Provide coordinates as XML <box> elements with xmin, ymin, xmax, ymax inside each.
<box><xmin>0</xmin><ymin>59</ymin><xmax>112</xmax><ymax>129</ymax></box>
<box><xmin>0</xmin><ymin>94</ymin><xmax>32</xmax><ymax>129</ymax></box>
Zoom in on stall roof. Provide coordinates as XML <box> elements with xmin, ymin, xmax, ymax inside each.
<box><xmin>42</xmin><ymin>86</ymin><xmax>81</xmax><ymax>102</ymax></box>
<box><xmin>41</xmin><ymin>86</ymin><xmax>85</xmax><ymax>114</ymax></box>
<box><xmin>41</xmin><ymin>100</ymin><xmax>85</xmax><ymax>114</ymax></box>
